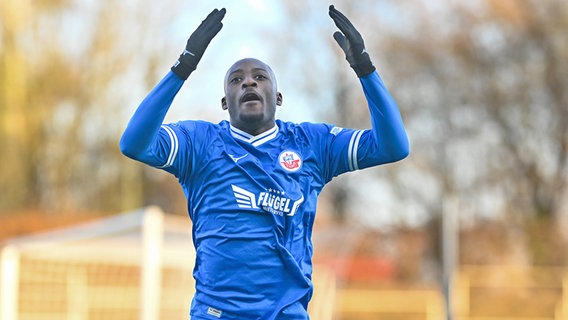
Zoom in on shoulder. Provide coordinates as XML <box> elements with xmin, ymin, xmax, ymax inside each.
<box><xmin>166</xmin><ymin>119</ymin><xmax>225</xmax><ymax>133</ymax></box>
<box><xmin>160</xmin><ymin>120</ymin><xmax>227</xmax><ymax>145</ymax></box>
<box><xmin>278</xmin><ymin>120</ymin><xmax>336</xmax><ymax>133</ymax></box>
<box><xmin>276</xmin><ymin>120</ymin><xmax>347</xmax><ymax>148</ymax></box>
<box><xmin>281</xmin><ymin>120</ymin><xmax>343</xmax><ymax>138</ymax></box>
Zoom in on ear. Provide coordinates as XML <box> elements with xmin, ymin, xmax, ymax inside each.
<box><xmin>221</xmin><ymin>97</ymin><xmax>228</xmax><ymax>110</ymax></box>
<box><xmin>276</xmin><ymin>92</ymin><xmax>283</xmax><ymax>106</ymax></box>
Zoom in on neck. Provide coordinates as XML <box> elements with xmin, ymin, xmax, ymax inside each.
<box><xmin>231</xmin><ymin>121</ymin><xmax>276</xmax><ymax>136</ymax></box>
<box><xmin>231</xmin><ymin>121</ymin><xmax>276</xmax><ymax>137</ymax></box>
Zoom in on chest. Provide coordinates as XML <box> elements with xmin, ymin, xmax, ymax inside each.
<box><xmin>213</xmin><ymin>137</ymin><xmax>315</xmax><ymax>185</ymax></box>
<box><xmin>187</xmin><ymin>136</ymin><xmax>322</xmax><ymax>210</ymax></box>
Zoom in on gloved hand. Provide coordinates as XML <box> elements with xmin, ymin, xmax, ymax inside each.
<box><xmin>171</xmin><ymin>8</ymin><xmax>226</xmax><ymax>80</ymax></box>
<box><xmin>328</xmin><ymin>5</ymin><xmax>375</xmax><ymax>77</ymax></box>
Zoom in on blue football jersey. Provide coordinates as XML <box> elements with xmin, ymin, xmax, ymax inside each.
<box><xmin>120</xmin><ymin>70</ymin><xmax>409</xmax><ymax>319</ymax></box>
<box><xmin>159</xmin><ymin>119</ymin><xmax>378</xmax><ymax>318</ymax></box>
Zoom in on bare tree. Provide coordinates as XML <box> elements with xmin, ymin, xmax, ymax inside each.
<box><xmin>380</xmin><ymin>0</ymin><xmax>568</xmax><ymax>263</ymax></box>
<box><xmin>0</xmin><ymin>0</ymin><xmax>181</xmax><ymax>214</ymax></box>
<box><xmin>270</xmin><ymin>0</ymin><xmax>567</xmax><ymax>264</ymax></box>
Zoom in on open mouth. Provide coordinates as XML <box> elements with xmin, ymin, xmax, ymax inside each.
<box><xmin>240</xmin><ymin>92</ymin><xmax>261</xmax><ymax>103</ymax></box>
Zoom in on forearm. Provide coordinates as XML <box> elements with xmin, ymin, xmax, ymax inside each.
<box><xmin>119</xmin><ymin>71</ymin><xmax>184</xmax><ymax>160</ymax></box>
<box><xmin>361</xmin><ymin>71</ymin><xmax>410</xmax><ymax>162</ymax></box>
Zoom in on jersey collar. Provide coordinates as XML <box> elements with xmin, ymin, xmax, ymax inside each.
<box><xmin>230</xmin><ymin>124</ymin><xmax>279</xmax><ymax>147</ymax></box>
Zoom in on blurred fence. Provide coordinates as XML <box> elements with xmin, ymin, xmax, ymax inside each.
<box><xmin>455</xmin><ymin>265</ymin><xmax>568</xmax><ymax>320</ymax></box>
<box><xmin>333</xmin><ymin>287</ymin><xmax>443</xmax><ymax>320</ymax></box>
<box><xmin>1</xmin><ymin>207</ymin><xmax>567</xmax><ymax>319</ymax></box>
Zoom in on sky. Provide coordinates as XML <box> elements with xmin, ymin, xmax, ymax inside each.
<box><xmin>163</xmin><ymin>0</ymin><xmax>335</xmax><ymax>124</ymax></box>
<box><xmin>170</xmin><ymin>0</ymin><xmax>289</xmax><ymax>122</ymax></box>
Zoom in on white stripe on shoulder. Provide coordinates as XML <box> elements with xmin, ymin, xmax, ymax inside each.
<box><xmin>158</xmin><ymin>125</ymin><xmax>178</xmax><ymax>168</ymax></box>
<box><xmin>348</xmin><ymin>130</ymin><xmax>364</xmax><ymax>171</ymax></box>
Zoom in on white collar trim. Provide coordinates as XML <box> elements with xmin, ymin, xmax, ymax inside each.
<box><xmin>230</xmin><ymin>124</ymin><xmax>278</xmax><ymax>147</ymax></box>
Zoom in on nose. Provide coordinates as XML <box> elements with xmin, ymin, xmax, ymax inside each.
<box><xmin>242</xmin><ymin>75</ymin><xmax>257</xmax><ymax>88</ymax></box>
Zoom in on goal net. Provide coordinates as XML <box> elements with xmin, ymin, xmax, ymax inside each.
<box><xmin>0</xmin><ymin>207</ymin><xmax>195</xmax><ymax>320</ymax></box>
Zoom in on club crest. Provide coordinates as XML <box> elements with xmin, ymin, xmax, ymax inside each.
<box><xmin>278</xmin><ymin>150</ymin><xmax>302</xmax><ymax>172</ymax></box>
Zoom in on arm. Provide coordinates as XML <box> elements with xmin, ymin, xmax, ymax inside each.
<box><xmin>361</xmin><ymin>72</ymin><xmax>409</xmax><ymax>163</ymax></box>
<box><xmin>119</xmin><ymin>8</ymin><xmax>226</xmax><ymax>165</ymax></box>
<box><xmin>119</xmin><ymin>72</ymin><xmax>184</xmax><ymax>166</ymax></box>
<box><xmin>329</xmin><ymin>5</ymin><xmax>409</xmax><ymax>163</ymax></box>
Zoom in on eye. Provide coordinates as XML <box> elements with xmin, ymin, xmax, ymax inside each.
<box><xmin>230</xmin><ymin>77</ymin><xmax>242</xmax><ymax>84</ymax></box>
<box><xmin>255</xmin><ymin>74</ymin><xmax>267</xmax><ymax>80</ymax></box>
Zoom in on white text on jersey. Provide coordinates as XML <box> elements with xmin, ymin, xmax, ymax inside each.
<box><xmin>231</xmin><ymin>185</ymin><xmax>304</xmax><ymax>216</ymax></box>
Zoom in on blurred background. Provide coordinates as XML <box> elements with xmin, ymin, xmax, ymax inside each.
<box><xmin>1</xmin><ymin>0</ymin><xmax>567</xmax><ymax>319</ymax></box>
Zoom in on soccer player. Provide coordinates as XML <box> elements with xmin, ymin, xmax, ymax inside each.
<box><xmin>120</xmin><ymin>5</ymin><xmax>409</xmax><ymax>320</ymax></box>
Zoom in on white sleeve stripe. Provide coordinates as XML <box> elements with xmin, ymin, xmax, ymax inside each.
<box><xmin>352</xmin><ymin>130</ymin><xmax>364</xmax><ymax>170</ymax></box>
<box><xmin>348</xmin><ymin>130</ymin><xmax>364</xmax><ymax>171</ymax></box>
<box><xmin>347</xmin><ymin>132</ymin><xmax>356</xmax><ymax>171</ymax></box>
<box><xmin>158</xmin><ymin>125</ymin><xmax>178</xmax><ymax>168</ymax></box>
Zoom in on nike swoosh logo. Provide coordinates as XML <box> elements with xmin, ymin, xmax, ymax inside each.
<box><xmin>229</xmin><ymin>154</ymin><xmax>248</xmax><ymax>163</ymax></box>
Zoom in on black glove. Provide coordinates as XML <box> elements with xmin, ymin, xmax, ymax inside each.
<box><xmin>171</xmin><ymin>8</ymin><xmax>226</xmax><ymax>80</ymax></box>
<box><xmin>328</xmin><ymin>5</ymin><xmax>375</xmax><ymax>77</ymax></box>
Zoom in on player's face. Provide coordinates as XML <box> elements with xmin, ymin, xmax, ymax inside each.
<box><xmin>222</xmin><ymin>58</ymin><xmax>282</xmax><ymax>135</ymax></box>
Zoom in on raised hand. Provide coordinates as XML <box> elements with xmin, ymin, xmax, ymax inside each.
<box><xmin>172</xmin><ymin>8</ymin><xmax>227</xmax><ymax>80</ymax></box>
<box><xmin>329</xmin><ymin>5</ymin><xmax>375</xmax><ymax>77</ymax></box>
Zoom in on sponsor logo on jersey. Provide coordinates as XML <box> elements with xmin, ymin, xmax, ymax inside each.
<box><xmin>231</xmin><ymin>184</ymin><xmax>304</xmax><ymax>216</ymax></box>
<box><xmin>278</xmin><ymin>151</ymin><xmax>302</xmax><ymax>172</ymax></box>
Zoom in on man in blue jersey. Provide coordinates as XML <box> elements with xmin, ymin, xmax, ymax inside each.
<box><xmin>120</xmin><ymin>5</ymin><xmax>409</xmax><ymax>320</ymax></box>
